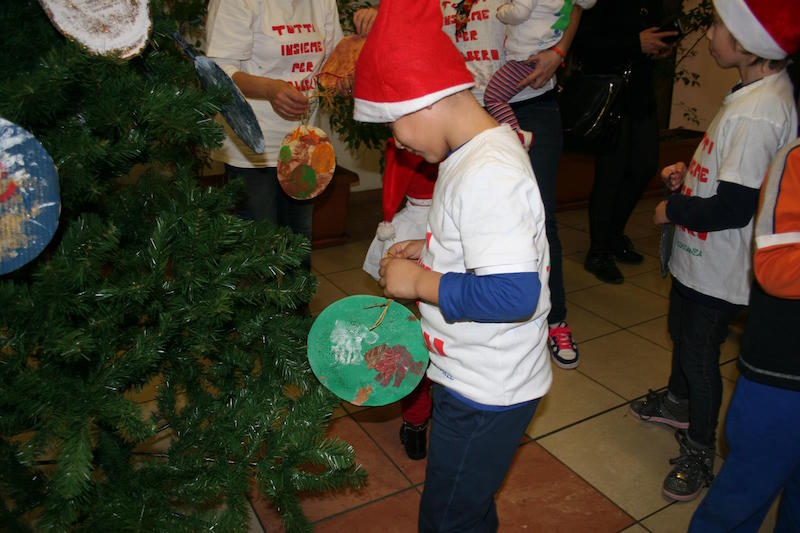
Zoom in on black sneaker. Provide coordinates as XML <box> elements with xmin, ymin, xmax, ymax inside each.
<box><xmin>662</xmin><ymin>430</ymin><xmax>715</xmax><ymax>501</ymax></box>
<box><xmin>584</xmin><ymin>252</ymin><xmax>624</xmax><ymax>284</ymax></box>
<box><xmin>612</xmin><ymin>235</ymin><xmax>644</xmax><ymax>264</ymax></box>
<box><xmin>630</xmin><ymin>389</ymin><xmax>689</xmax><ymax>430</ymax></box>
<box><xmin>399</xmin><ymin>421</ymin><xmax>428</xmax><ymax>460</ymax></box>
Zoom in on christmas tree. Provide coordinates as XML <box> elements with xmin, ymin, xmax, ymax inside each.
<box><xmin>0</xmin><ymin>1</ymin><xmax>364</xmax><ymax>531</ymax></box>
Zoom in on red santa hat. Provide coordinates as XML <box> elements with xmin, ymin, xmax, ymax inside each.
<box><xmin>713</xmin><ymin>0</ymin><xmax>800</xmax><ymax>60</ymax></box>
<box><xmin>376</xmin><ymin>138</ymin><xmax>438</xmax><ymax>241</ymax></box>
<box><xmin>353</xmin><ymin>0</ymin><xmax>474</xmax><ymax>123</ymax></box>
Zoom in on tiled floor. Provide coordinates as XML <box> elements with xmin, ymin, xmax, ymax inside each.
<box><xmin>243</xmin><ymin>192</ymin><xmax>777</xmax><ymax>532</ymax></box>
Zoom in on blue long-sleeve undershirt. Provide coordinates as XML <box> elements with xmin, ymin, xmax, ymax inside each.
<box><xmin>438</xmin><ymin>271</ymin><xmax>541</xmax><ymax>323</ymax></box>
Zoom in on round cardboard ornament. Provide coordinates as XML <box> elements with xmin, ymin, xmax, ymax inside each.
<box><xmin>277</xmin><ymin>125</ymin><xmax>335</xmax><ymax>200</ymax></box>
<box><xmin>37</xmin><ymin>0</ymin><xmax>151</xmax><ymax>59</ymax></box>
<box><xmin>307</xmin><ymin>295</ymin><xmax>428</xmax><ymax>406</ymax></box>
<box><xmin>0</xmin><ymin>118</ymin><xmax>60</xmax><ymax>275</ymax></box>
<box><xmin>172</xmin><ymin>32</ymin><xmax>265</xmax><ymax>154</ymax></box>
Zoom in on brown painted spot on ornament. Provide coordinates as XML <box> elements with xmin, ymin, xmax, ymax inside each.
<box><xmin>277</xmin><ymin>125</ymin><xmax>334</xmax><ymax>200</ymax></box>
<box><xmin>352</xmin><ymin>385</ymin><xmax>372</xmax><ymax>406</ymax></box>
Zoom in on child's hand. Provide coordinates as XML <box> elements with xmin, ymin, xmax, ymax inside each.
<box><xmin>640</xmin><ymin>26</ymin><xmax>678</xmax><ymax>57</ymax></box>
<box><xmin>386</xmin><ymin>239</ymin><xmax>425</xmax><ymax>260</ymax></box>
<box><xmin>662</xmin><ymin>162</ymin><xmax>687</xmax><ymax>192</ymax></box>
<box><xmin>654</xmin><ymin>200</ymin><xmax>670</xmax><ymax>225</ymax></box>
<box><xmin>378</xmin><ymin>257</ymin><xmax>424</xmax><ymax>300</ymax></box>
<box><xmin>353</xmin><ymin>7</ymin><xmax>378</xmax><ymax>36</ymax></box>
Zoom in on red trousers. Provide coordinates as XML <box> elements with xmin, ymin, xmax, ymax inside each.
<box><xmin>402</xmin><ymin>375</ymin><xmax>432</xmax><ymax>426</ymax></box>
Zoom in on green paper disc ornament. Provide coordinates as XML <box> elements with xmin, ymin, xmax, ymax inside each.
<box><xmin>308</xmin><ymin>295</ymin><xmax>428</xmax><ymax>406</ymax></box>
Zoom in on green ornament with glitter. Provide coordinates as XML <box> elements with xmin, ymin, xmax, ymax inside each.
<box><xmin>307</xmin><ymin>295</ymin><xmax>429</xmax><ymax>406</ymax></box>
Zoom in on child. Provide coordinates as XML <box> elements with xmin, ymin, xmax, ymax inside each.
<box><xmin>354</xmin><ymin>0</ymin><xmax>552</xmax><ymax>529</ymax></box>
<box><xmin>630</xmin><ymin>0</ymin><xmax>799</xmax><ymax>502</ymax></box>
<box><xmin>482</xmin><ymin>0</ymin><xmax>596</xmax><ymax>149</ymax></box>
<box><xmin>362</xmin><ymin>138</ymin><xmax>437</xmax><ymax>461</ymax></box>
<box><xmin>689</xmin><ymin>138</ymin><xmax>800</xmax><ymax>532</ymax></box>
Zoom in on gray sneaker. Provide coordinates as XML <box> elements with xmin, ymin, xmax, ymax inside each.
<box><xmin>662</xmin><ymin>430</ymin><xmax>715</xmax><ymax>501</ymax></box>
<box><xmin>630</xmin><ymin>389</ymin><xmax>689</xmax><ymax>430</ymax></box>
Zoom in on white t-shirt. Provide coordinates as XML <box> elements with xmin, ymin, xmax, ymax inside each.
<box><xmin>205</xmin><ymin>0</ymin><xmax>343</xmax><ymax>168</ymax></box>
<box><xmin>499</xmin><ymin>0</ymin><xmax>596</xmax><ymax>62</ymax></box>
<box><xmin>669</xmin><ymin>70</ymin><xmax>798</xmax><ymax>305</ymax></box>
<box><xmin>441</xmin><ymin>0</ymin><xmax>542</xmax><ymax>105</ymax></box>
<box><xmin>419</xmin><ymin>125</ymin><xmax>552</xmax><ymax>405</ymax></box>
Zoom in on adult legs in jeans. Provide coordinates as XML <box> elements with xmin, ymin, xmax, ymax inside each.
<box><xmin>666</xmin><ymin>284</ymin><xmax>739</xmax><ymax>448</ymax></box>
<box><xmin>419</xmin><ymin>384</ymin><xmax>539</xmax><ymax>532</ymax></box>
<box><xmin>512</xmin><ymin>94</ymin><xmax>565</xmax><ymax>323</ymax></box>
<box><xmin>225</xmin><ymin>164</ymin><xmax>313</xmax><ymax>268</ymax></box>
<box><xmin>690</xmin><ymin>376</ymin><xmax>800</xmax><ymax>532</ymax></box>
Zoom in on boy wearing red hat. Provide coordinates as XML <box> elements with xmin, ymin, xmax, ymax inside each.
<box><xmin>630</xmin><ymin>0</ymin><xmax>799</xmax><ymax>502</ymax></box>
<box><xmin>354</xmin><ymin>0</ymin><xmax>552</xmax><ymax>530</ymax></box>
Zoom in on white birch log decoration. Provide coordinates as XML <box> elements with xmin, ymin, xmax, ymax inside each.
<box><xmin>37</xmin><ymin>0</ymin><xmax>151</xmax><ymax>59</ymax></box>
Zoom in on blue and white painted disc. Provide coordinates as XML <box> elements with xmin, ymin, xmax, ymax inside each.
<box><xmin>0</xmin><ymin>118</ymin><xmax>60</xmax><ymax>275</ymax></box>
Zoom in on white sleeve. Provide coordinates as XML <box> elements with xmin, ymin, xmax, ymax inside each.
<box><xmin>322</xmin><ymin>0</ymin><xmax>345</xmax><ymax>62</ymax></box>
<box><xmin>574</xmin><ymin>0</ymin><xmax>596</xmax><ymax>10</ymax></box>
<box><xmin>454</xmin><ymin>163</ymin><xmax>542</xmax><ymax>273</ymax></box>
<box><xmin>496</xmin><ymin>0</ymin><xmax>535</xmax><ymax>26</ymax></box>
<box><xmin>205</xmin><ymin>0</ymin><xmax>257</xmax><ymax>77</ymax></box>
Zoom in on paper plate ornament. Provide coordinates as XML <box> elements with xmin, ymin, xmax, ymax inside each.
<box><xmin>0</xmin><ymin>118</ymin><xmax>60</xmax><ymax>275</ymax></box>
<box><xmin>37</xmin><ymin>0</ymin><xmax>151</xmax><ymax>59</ymax></box>
<box><xmin>317</xmin><ymin>35</ymin><xmax>365</xmax><ymax>103</ymax></box>
<box><xmin>277</xmin><ymin>125</ymin><xmax>335</xmax><ymax>200</ymax></box>
<box><xmin>308</xmin><ymin>295</ymin><xmax>428</xmax><ymax>407</ymax></box>
<box><xmin>173</xmin><ymin>32</ymin><xmax>265</xmax><ymax>154</ymax></box>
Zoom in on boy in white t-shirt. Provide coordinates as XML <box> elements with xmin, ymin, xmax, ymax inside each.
<box><xmin>630</xmin><ymin>0</ymin><xmax>799</xmax><ymax>503</ymax></box>
<box><xmin>354</xmin><ymin>0</ymin><xmax>551</xmax><ymax>529</ymax></box>
<box><xmin>482</xmin><ymin>0</ymin><xmax>595</xmax><ymax>148</ymax></box>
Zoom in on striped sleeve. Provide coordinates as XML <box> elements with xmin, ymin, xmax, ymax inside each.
<box><xmin>753</xmin><ymin>140</ymin><xmax>800</xmax><ymax>299</ymax></box>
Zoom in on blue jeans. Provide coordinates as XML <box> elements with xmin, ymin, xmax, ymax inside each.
<box><xmin>512</xmin><ymin>91</ymin><xmax>566</xmax><ymax>323</ymax></box>
<box><xmin>690</xmin><ymin>376</ymin><xmax>800</xmax><ymax>532</ymax></box>
<box><xmin>667</xmin><ymin>284</ymin><xmax>740</xmax><ymax>447</ymax></box>
<box><xmin>225</xmin><ymin>164</ymin><xmax>313</xmax><ymax>269</ymax></box>
<box><xmin>419</xmin><ymin>384</ymin><xmax>539</xmax><ymax>532</ymax></box>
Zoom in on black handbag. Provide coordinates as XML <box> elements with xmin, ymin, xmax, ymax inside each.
<box><xmin>557</xmin><ymin>63</ymin><xmax>631</xmax><ymax>143</ymax></box>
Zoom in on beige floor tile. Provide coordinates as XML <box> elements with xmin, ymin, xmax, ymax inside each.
<box><xmin>527</xmin><ymin>366</ymin><xmax>626</xmax><ymax>438</ymax></box>
<box><xmin>633</xmin><ymin>195</ymin><xmax>662</xmax><ymax>214</ymax></box>
<box><xmin>620</xmin><ymin>525</ymin><xmax>649</xmax><ymax>533</ymax></box>
<box><xmin>557</xmin><ymin>208</ymin><xmax>589</xmax><ymax>232</ymax></box>
<box><xmin>617</xmin><ymin>253</ymin><xmax>661</xmax><ymax>279</ymax></box>
<box><xmin>625</xmin><ymin>210</ymin><xmax>661</xmax><ymax>239</ymax></box>
<box><xmin>632</xmin><ymin>233</ymin><xmax>661</xmax><ymax>259</ymax></box>
<box><xmin>578</xmin><ymin>330</ymin><xmax>673</xmax><ymax>401</ymax></box>
<box><xmin>628</xmin><ymin>270</ymin><xmax>672</xmax><ymax>298</ymax></box>
<box><xmin>247</xmin><ymin>500</ymin><xmax>265</xmax><ymax>533</ymax></box>
<box><xmin>557</xmin><ymin>225</ymin><xmax>591</xmax><ymax>256</ymax></box>
<box><xmin>312</xmin><ymin>239</ymin><xmax>371</xmax><ymax>274</ymax></box>
<box><xmin>309</xmin><ymin>276</ymin><xmax>347</xmax><ymax>315</ymax></box>
<box><xmin>562</xmin><ymin>255</ymin><xmax>604</xmax><ymax>293</ymax></box>
<box><xmin>642</xmin><ymin>498</ymin><xmax>705</xmax><ymax>533</ymax></box>
<box><xmin>720</xmin><ymin>360</ymin><xmax>739</xmax><ymax>382</ymax></box>
<box><xmin>539</xmin><ymin>406</ymin><xmax>693</xmax><ymax>519</ymax></box>
<box><xmin>326</xmin><ymin>268</ymin><xmax>384</xmax><ymax>297</ymax></box>
<box><xmin>568</xmin><ymin>283</ymin><xmax>669</xmax><ymax>328</ymax></box>
<box><xmin>629</xmin><ymin>316</ymin><xmax>670</xmax><ymax>350</ymax></box>
<box><xmin>563</xmin><ymin>303</ymin><xmax>620</xmax><ymax>342</ymax></box>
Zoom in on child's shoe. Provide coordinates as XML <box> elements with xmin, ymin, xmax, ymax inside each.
<box><xmin>630</xmin><ymin>389</ymin><xmax>689</xmax><ymax>429</ymax></box>
<box><xmin>548</xmin><ymin>321</ymin><xmax>579</xmax><ymax>369</ymax></box>
<box><xmin>662</xmin><ymin>430</ymin><xmax>715</xmax><ymax>501</ymax></box>
<box><xmin>517</xmin><ymin>129</ymin><xmax>533</xmax><ymax>151</ymax></box>
<box><xmin>399</xmin><ymin>421</ymin><xmax>428</xmax><ymax>460</ymax></box>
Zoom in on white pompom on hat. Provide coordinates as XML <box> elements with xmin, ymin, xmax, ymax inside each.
<box><xmin>352</xmin><ymin>0</ymin><xmax>474</xmax><ymax>123</ymax></box>
<box><xmin>713</xmin><ymin>0</ymin><xmax>800</xmax><ymax>60</ymax></box>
